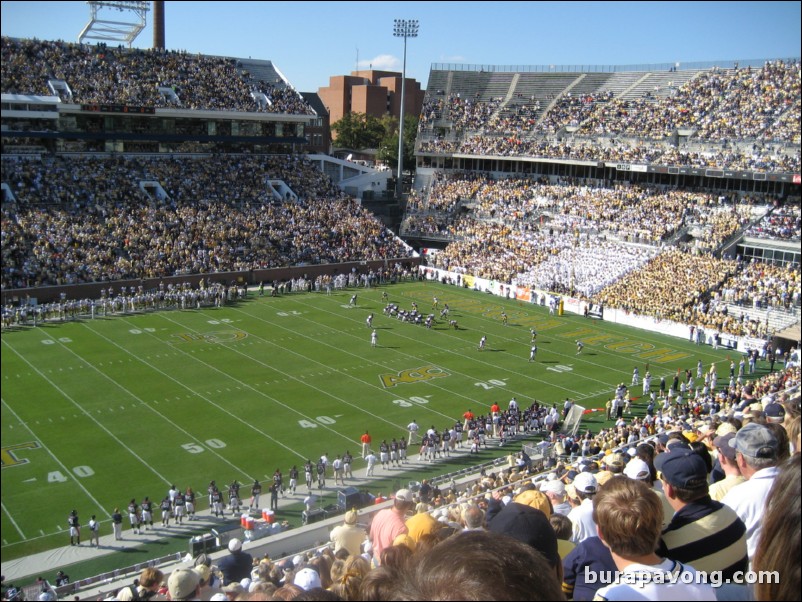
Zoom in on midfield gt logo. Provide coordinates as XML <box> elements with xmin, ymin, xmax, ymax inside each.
<box><xmin>380</xmin><ymin>366</ymin><xmax>449</xmax><ymax>388</ymax></box>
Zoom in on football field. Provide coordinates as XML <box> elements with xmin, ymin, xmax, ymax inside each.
<box><xmin>1</xmin><ymin>281</ymin><xmax>738</xmax><ymax>561</ymax></box>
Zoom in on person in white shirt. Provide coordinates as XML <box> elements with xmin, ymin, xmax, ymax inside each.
<box><xmin>593</xmin><ymin>477</ymin><xmax>716</xmax><ymax>601</ymax></box>
<box><xmin>568</xmin><ymin>472</ymin><xmax>598</xmax><ymax>544</ymax></box>
<box><xmin>365</xmin><ymin>451</ymin><xmax>377</xmax><ymax>476</ymax></box>
<box><xmin>721</xmin><ymin>423</ymin><xmax>781</xmax><ymax>559</ymax></box>
<box><xmin>407</xmin><ymin>420</ymin><xmax>419</xmax><ymax>445</ymax></box>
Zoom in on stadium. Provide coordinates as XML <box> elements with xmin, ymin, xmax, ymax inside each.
<box><xmin>1</xmin><ymin>2</ymin><xmax>800</xmax><ymax>600</ymax></box>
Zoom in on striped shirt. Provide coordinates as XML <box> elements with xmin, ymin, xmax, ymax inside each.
<box><xmin>658</xmin><ymin>496</ymin><xmax>748</xmax><ymax>578</ymax></box>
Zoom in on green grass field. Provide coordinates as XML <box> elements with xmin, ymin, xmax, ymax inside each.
<box><xmin>1</xmin><ymin>280</ymin><xmax>741</xmax><ymax>562</ymax></box>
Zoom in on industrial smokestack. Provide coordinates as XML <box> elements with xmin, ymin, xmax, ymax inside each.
<box><xmin>153</xmin><ymin>1</ymin><xmax>165</xmax><ymax>50</ymax></box>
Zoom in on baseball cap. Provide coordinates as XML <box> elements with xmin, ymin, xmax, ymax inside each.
<box><xmin>228</xmin><ymin>538</ymin><xmax>242</xmax><ymax>552</ymax></box>
<box><xmin>716</xmin><ymin>422</ymin><xmax>738</xmax><ymax>437</ymax></box>
<box><xmin>730</xmin><ymin>423</ymin><xmax>779</xmax><ymax>459</ymax></box>
<box><xmin>168</xmin><ymin>568</ymin><xmax>201</xmax><ymax>600</ymax></box>
<box><xmin>344</xmin><ymin>510</ymin><xmax>358</xmax><ymax>525</ymax></box>
<box><xmin>713</xmin><ymin>432</ymin><xmax>737</xmax><ymax>461</ymax></box>
<box><xmin>488</xmin><ymin>502</ymin><xmax>559</xmax><ymax>567</ymax></box>
<box><xmin>561</xmin><ymin>470</ymin><xmax>578</xmax><ymax>482</ymax></box>
<box><xmin>222</xmin><ymin>582</ymin><xmax>244</xmax><ymax>595</ymax></box>
<box><xmin>604</xmin><ymin>453</ymin><xmax>625</xmax><ymax>471</ymax></box>
<box><xmin>623</xmin><ymin>458</ymin><xmax>651</xmax><ymax>481</ymax></box>
<box><xmin>573</xmin><ymin>472</ymin><xmax>598</xmax><ymax>494</ymax></box>
<box><xmin>514</xmin><ymin>489</ymin><xmax>552</xmax><ymax>517</ymax></box>
<box><xmin>293</xmin><ymin>567</ymin><xmax>322</xmax><ymax>591</ymax></box>
<box><xmin>540</xmin><ymin>479</ymin><xmax>566</xmax><ymax>497</ymax></box>
<box><xmin>654</xmin><ymin>447</ymin><xmax>708</xmax><ymax>489</ymax></box>
<box><xmin>395</xmin><ymin>488</ymin><xmax>413</xmax><ymax>503</ymax></box>
<box><xmin>764</xmin><ymin>403</ymin><xmax>785</xmax><ymax>422</ymax></box>
<box><xmin>194</xmin><ymin>564</ymin><xmax>211</xmax><ymax>584</ymax></box>
<box><xmin>595</xmin><ymin>470</ymin><xmax>614</xmax><ymax>487</ymax></box>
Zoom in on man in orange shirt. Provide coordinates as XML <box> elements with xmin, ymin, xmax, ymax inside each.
<box><xmin>463</xmin><ymin>409</ymin><xmax>475</xmax><ymax>431</ymax></box>
<box><xmin>360</xmin><ymin>430</ymin><xmax>372</xmax><ymax>458</ymax></box>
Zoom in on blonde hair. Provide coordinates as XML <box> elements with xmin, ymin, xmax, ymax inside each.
<box><xmin>593</xmin><ymin>477</ymin><xmax>662</xmax><ymax>557</ymax></box>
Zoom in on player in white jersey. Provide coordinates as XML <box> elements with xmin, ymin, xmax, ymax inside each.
<box><xmin>366</xmin><ymin>313</ymin><xmax>373</xmax><ymax>328</ymax></box>
<box><xmin>478</xmin><ymin>336</ymin><xmax>487</xmax><ymax>351</ymax></box>
<box><xmin>371</xmin><ymin>329</ymin><xmax>378</xmax><ymax>347</ymax></box>
<box><xmin>529</xmin><ymin>345</ymin><xmax>537</xmax><ymax>362</ymax></box>
<box><xmin>365</xmin><ymin>451</ymin><xmax>377</xmax><ymax>476</ymax></box>
<box><xmin>407</xmin><ymin>420</ymin><xmax>419</xmax><ymax>445</ymax></box>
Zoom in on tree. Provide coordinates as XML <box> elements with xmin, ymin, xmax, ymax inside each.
<box><xmin>377</xmin><ymin>115</ymin><xmax>419</xmax><ymax>172</ymax></box>
<box><xmin>331</xmin><ymin>112</ymin><xmax>385</xmax><ymax>150</ymax></box>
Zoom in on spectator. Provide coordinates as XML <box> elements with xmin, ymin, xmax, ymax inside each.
<box><xmin>371</xmin><ymin>530</ymin><xmax>564</xmax><ymax>601</ymax></box>
<box><xmin>752</xmin><ymin>454</ymin><xmax>801</xmax><ymax>601</ymax></box>
<box><xmin>217</xmin><ymin>538</ymin><xmax>253</xmax><ymax>585</ymax></box>
<box><xmin>329</xmin><ymin>510</ymin><xmax>365</xmax><ymax>558</ymax></box>
<box><xmin>369</xmin><ymin>488</ymin><xmax>414</xmax><ymax>564</ymax></box>
<box><xmin>722</xmin><ymin>423</ymin><xmax>781</xmax><ymax>559</ymax></box>
<box><xmin>654</xmin><ymin>445</ymin><xmax>748</xmax><ymax>577</ymax></box>
<box><xmin>592</xmin><ymin>477</ymin><xmax>716</xmax><ymax>600</ymax></box>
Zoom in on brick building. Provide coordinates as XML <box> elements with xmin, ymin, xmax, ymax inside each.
<box><xmin>318</xmin><ymin>70</ymin><xmax>425</xmax><ymax>139</ymax></box>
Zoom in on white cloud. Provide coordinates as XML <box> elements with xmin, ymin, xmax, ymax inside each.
<box><xmin>358</xmin><ymin>54</ymin><xmax>401</xmax><ymax>71</ymax></box>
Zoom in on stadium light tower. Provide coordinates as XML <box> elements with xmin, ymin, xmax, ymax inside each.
<box><xmin>78</xmin><ymin>1</ymin><xmax>150</xmax><ymax>48</ymax></box>
<box><xmin>393</xmin><ymin>18</ymin><xmax>419</xmax><ymax>200</ymax></box>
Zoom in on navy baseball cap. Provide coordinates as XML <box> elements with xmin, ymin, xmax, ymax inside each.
<box><xmin>654</xmin><ymin>446</ymin><xmax>708</xmax><ymax>489</ymax></box>
<box><xmin>763</xmin><ymin>403</ymin><xmax>785</xmax><ymax>422</ymax></box>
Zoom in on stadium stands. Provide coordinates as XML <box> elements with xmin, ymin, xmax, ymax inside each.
<box><xmin>1</xmin><ymin>37</ymin><xmax>316</xmax><ymax>114</ymax></box>
<box><xmin>416</xmin><ymin>60</ymin><xmax>801</xmax><ymax>172</ymax></box>
<box><xmin>1</xmin><ymin>36</ymin><xmax>800</xmax><ymax>597</ymax></box>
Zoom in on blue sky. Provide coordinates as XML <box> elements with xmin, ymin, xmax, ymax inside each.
<box><xmin>2</xmin><ymin>1</ymin><xmax>800</xmax><ymax>93</ymax></box>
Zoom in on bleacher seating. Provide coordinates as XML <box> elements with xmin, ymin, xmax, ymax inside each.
<box><xmin>1</xmin><ymin>37</ymin><xmax>316</xmax><ymax>115</ymax></box>
<box><xmin>417</xmin><ymin>60</ymin><xmax>801</xmax><ymax>171</ymax></box>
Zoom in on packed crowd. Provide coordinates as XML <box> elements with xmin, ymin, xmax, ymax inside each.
<box><xmin>535</xmin><ymin>91</ymin><xmax>614</xmax><ymax>134</ymax></box>
<box><xmin>418</xmin><ymin>134</ymin><xmax>801</xmax><ymax>172</ymax></box>
<box><xmin>596</xmin><ymin>248</ymin><xmax>738</xmax><ymax>322</ymax></box>
<box><xmin>716</xmin><ymin>261</ymin><xmax>802</xmax><ymax>311</ymax></box>
<box><xmin>598</xmin><ymin>251</ymin><xmax>799</xmax><ymax>336</ymax></box>
<box><xmin>405</xmin><ymin>170</ymin><xmax>800</xmax><ymax>336</ymax></box>
<box><xmin>417</xmin><ymin>61</ymin><xmax>801</xmax><ymax>172</ymax></box>
<box><xmin>445</xmin><ymin>94</ymin><xmax>503</xmax><ymax>133</ymax></box>
<box><xmin>514</xmin><ymin>239</ymin><xmax>659</xmax><ymax>298</ymax></box>
<box><xmin>744</xmin><ymin>201</ymin><xmax>801</xmax><ymax>241</ymax></box>
<box><xmin>0</xmin><ymin>37</ymin><xmax>315</xmax><ymax>115</ymax></box>
<box><xmin>1</xmin><ymin>155</ymin><xmax>413</xmax><ymax>289</ymax></box>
